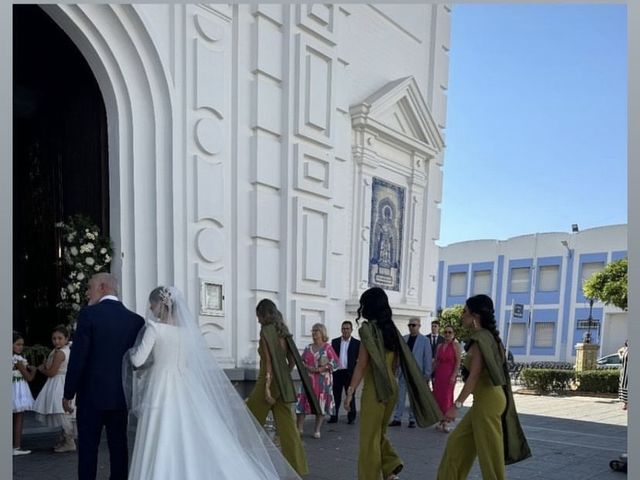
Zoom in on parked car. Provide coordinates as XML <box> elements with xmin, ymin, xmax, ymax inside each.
<box><xmin>596</xmin><ymin>353</ymin><xmax>623</xmax><ymax>367</ymax></box>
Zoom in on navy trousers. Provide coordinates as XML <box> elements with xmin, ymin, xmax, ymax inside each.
<box><xmin>332</xmin><ymin>369</ymin><xmax>357</xmax><ymax>422</ymax></box>
<box><xmin>76</xmin><ymin>405</ymin><xmax>129</xmax><ymax>480</ymax></box>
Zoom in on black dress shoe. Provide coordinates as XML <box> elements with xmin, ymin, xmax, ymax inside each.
<box><xmin>388</xmin><ymin>420</ymin><xmax>401</xmax><ymax>427</ymax></box>
<box><xmin>327</xmin><ymin>416</ymin><xmax>338</xmax><ymax>424</ymax></box>
<box><xmin>408</xmin><ymin>421</ymin><xmax>416</xmax><ymax>428</ymax></box>
<box><xmin>347</xmin><ymin>419</ymin><xmax>355</xmax><ymax>425</ymax></box>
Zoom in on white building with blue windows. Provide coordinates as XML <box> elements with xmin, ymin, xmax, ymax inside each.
<box><xmin>436</xmin><ymin>224</ymin><xmax>627</xmax><ymax>362</ymax></box>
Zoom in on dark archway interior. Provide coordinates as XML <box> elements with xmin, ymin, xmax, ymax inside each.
<box><xmin>13</xmin><ymin>5</ymin><xmax>109</xmax><ymax>347</ymax></box>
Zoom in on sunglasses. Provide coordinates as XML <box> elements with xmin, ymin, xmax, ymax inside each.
<box><xmin>444</xmin><ymin>331</ymin><xmax>454</xmax><ymax>334</ymax></box>
<box><xmin>408</xmin><ymin>324</ymin><xmax>418</xmax><ymax>327</ymax></box>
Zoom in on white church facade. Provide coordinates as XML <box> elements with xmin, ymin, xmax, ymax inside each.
<box><xmin>16</xmin><ymin>4</ymin><xmax>451</xmax><ymax>372</ymax></box>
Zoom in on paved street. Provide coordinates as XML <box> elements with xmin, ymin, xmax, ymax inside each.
<box><xmin>14</xmin><ymin>387</ymin><xmax>627</xmax><ymax>479</ymax></box>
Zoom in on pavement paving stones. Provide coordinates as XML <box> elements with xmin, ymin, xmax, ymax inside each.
<box><xmin>13</xmin><ymin>385</ymin><xmax>627</xmax><ymax>479</ymax></box>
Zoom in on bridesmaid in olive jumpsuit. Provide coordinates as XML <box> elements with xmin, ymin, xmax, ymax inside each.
<box><xmin>437</xmin><ymin>294</ymin><xmax>530</xmax><ymax>480</ymax></box>
<box><xmin>344</xmin><ymin>287</ymin><xmax>441</xmax><ymax>480</ymax></box>
<box><xmin>246</xmin><ymin>299</ymin><xmax>310</xmax><ymax>476</ymax></box>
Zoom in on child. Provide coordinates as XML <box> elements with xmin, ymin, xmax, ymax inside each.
<box><xmin>13</xmin><ymin>331</ymin><xmax>36</xmax><ymax>456</ymax></box>
<box><xmin>33</xmin><ymin>325</ymin><xmax>76</xmax><ymax>453</ymax></box>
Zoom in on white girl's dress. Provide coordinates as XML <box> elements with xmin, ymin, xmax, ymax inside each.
<box><xmin>33</xmin><ymin>345</ymin><xmax>75</xmax><ymax>432</ymax></box>
<box><xmin>12</xmin><ymin>354</ymin><xmax>34</xmax><ymax>412</ymax></box>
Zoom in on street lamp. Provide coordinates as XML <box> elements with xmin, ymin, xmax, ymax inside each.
<box><xmin>560</xmin><ymin>240</ymin><xmax>572</xmax><ymax>258</ymax></box>
<box><xmin>584</xmin><ymin>298</ymin><xmax>594</xmax><ymax>344</ymax></box>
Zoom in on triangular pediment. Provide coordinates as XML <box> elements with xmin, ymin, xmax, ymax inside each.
<box><xmin>350</xmin><ymin>77</ymin><xmax>445</xmax><ymax>155</ymax></box>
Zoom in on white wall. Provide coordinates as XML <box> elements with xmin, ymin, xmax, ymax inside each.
<box><xmin>45</xmin><ymin>4</ymin><xmax>450</xmax><ymax>369</ymax></box>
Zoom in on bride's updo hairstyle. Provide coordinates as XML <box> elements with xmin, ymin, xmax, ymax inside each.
<box><xmin>149</xmin><ymin>286</ymin><xmax>173</xmax><ymax>321</ymax></box>
<box><xmin>465</xmin><ymin>294</ymin><xmax>503</xmax><ymax>348</ymax></box>
<box><xmin>256</xmin><ymin>299</ymin><xmax>291</xmax><ymax>338</ymax></box>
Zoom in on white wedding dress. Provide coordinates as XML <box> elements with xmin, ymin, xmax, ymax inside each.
<box><xmin>126</xmin><ymin>288</ymin><xmax>299</xmax><ymax>480</ymax></box>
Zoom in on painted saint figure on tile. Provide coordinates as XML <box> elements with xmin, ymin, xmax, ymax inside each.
<box><xmin>369</xmin><ymin>177</ymin><xmax>405</xmax><ymax>291</ymax></box>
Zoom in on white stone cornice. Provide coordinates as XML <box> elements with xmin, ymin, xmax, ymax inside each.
<box><xmin>350</xmin><ymin>76</ymin><xmax>445</xmax><ymax>158</ymax></box>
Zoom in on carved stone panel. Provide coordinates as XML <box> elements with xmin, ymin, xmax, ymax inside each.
<box><xmin>295</xmin><ymin>34</ymin><xmax>335</xmax><ymax>147</ymax></box>
<box><xmin>253</xmin><ymin>76</ymin><xmax>283</xmax><ymax>136</ymax></box>
<box><xmin>251</xmin><ymin>133</ymin><xmax>282</xmax><ymax>189</ymax></box>
<box><xmin>296</xmin><ymin>4</ymin><xmax>336</xmax><ymax>46</ymax></box>
<box><xmin>252</xmin><ymin>14</ymin><xmax>283</xmax><ymax>81</ymax></box>
<box><xmin>294</xmin><ymin>197</ymin><xmax>330</xmax><ymax>296</ymax></box>
<box><xmin>294</xmin><ymin>143</ymin><xmax>332</xmax><ymax>198</ymax></box>
<box><xmin>292</xmin><ymin>299</ymin><xmax>329</xmax><ymax>344</ymax></box>
<box><xmin>251</xmin><ymin>244</ymin><xmax>280</xmax><ymax>293</ymax></box>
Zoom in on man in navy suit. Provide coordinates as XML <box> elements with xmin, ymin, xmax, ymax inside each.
<box><xmin>63</xmin><ymin>273</ymin><xmax>144</xmax><ymax>480</ymax></box>
<box><xmin>426</xmin><ymin>319</ymin><xmax>445</xmax><ymax>360</ymax></box>
<box><xmin>389</xmin><ymin>317</ymin><xmax>432</xmax><ymax>428</ymax></box>
<box><xmin>328</xmin><ymin>321</ymin><xmax>361</xmax><ymax>424</ymax></box>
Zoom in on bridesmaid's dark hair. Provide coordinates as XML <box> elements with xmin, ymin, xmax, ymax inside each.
<box><xmin>256</xmin><ymin>299</ymin><xmax>291</xmax><ymax>338</ymax></box>
<box><xmin>13</xmin><ymin>331</ymin><xmax>24</xmax><ymax>343</ymax></box>
<box><xmin>356</xmin><ymin>287</ymin><xmax>400</xmax><ymax>352</ymax></box>
<box><xmin>466</xmin><ymin>294</ymin><xmax>503</xmax><ymax>349</ymax></box>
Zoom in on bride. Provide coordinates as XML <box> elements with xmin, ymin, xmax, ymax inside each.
<box><xmin>123</xmin><ymin>286</ymin><xmax>301</xmax><ymax>479</ymax></box>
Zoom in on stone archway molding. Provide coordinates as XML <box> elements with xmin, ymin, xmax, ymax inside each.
<box><xmin>41</xmin><ymin>4</ymin><xmax>177</xmax><ymax>310</ymax></box>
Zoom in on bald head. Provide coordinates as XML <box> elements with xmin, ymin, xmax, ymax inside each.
<box><xmin>86</xmin><ymin>273</ymin><xmax>119</xmax><ymax>305</ymax></box>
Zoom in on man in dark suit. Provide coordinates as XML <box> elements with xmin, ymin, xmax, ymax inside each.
<box><xmin>328</xmin><ymin>321</ymin><xmax>360</xmax><ymax>424</ymax></box>
<box><xmin>426</xmin><ymin>319</ymin><xmax>445</xmax><ymax>361</ymax></box>
<box><xmin>63</xmin><ymin>273</ymin><xmax>144</xmax><ymax>480</ymax></box>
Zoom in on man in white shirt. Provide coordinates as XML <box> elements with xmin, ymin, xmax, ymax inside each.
<box><xmin>328</xmin><ymin>321</ymin><xmax>361</xmax><ymax>424</ymax></box>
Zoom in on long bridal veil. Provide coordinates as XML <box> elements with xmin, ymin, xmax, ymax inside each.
<box><xmin>123</xmin><ymin>287</ymin><xmax>300</xmax><ymax>480</ymax></box>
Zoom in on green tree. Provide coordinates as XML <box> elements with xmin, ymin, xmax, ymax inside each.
<box><xmin>438</xmin><ymin>304</ymin><xmax>471</xmax><ymax>342</ymax></box>
<box><xmin>582</xmin><ymin>257</ymin><xmax>627</xmax><ymax>310</ymax></box>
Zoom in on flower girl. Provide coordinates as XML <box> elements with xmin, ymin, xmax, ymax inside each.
<box><xmin>34</xmin><ymin>325</ymin><xmax>76</xmax><ymax>452</ymax></box>
<box><xmin>13</xmin><ymin>331</ymin><xmax>36</xmax><ymax>456</ymax></box>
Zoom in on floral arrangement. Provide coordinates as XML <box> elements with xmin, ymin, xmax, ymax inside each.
<box><xmin>57</xmin><ymin>214</ymin><xmax>113</xmax><ymax>323</ymax></box>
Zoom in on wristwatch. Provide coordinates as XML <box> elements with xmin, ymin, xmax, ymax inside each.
<box><xmin>454</xmin><ymin>400</ymin><xmax>463</xmax><ymax>409</ymax></box>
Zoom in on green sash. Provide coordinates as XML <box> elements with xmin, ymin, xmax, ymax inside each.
<box><xmin>469</xmin><ymin>329</ymin><xmax>532</xmax><ymax>465</ymax></box>
<box><xmin>359</xmin><ymin>321</ymin><xmax>442</xmax><ymax>427</ymax></box>
<box><xmin>261</xmin><ymin>324</ymin><xmax>321</xmax><ymax>415</ymax></box>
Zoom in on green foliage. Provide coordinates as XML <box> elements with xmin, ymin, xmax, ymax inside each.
<box><xmin>520</xmin><ymin>368</ymin><xmax>574</xmax><ymax>393</ymax></box>
<box><xmin>22</xmin><ymin>344</ymin><xmax>50</xmax><ymax>367</ymax></box>
<box><xmin>576</xmin><ymin>370</ymin><xmax>620</xmax><ymax>394</ymax></box>
<box><xmin>582</xmin><ymin>258</ymin><xmax>627</xmax><ymax>310</ymax></box>
<box><xmin>438</xmin><ymin>304</ymin><xmax>471</xmax><ymax>342</ymax></box>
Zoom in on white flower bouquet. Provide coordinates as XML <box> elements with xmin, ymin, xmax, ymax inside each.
<box><xmin>56</xmin><ymin>214</ymin><xmax>114</xmax><ymax>323</ymax></box>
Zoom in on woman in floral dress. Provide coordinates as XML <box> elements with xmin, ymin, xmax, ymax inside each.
<box><xmin>296</xmin><ymin>323</ymin><xmax>339</xmax><ymax>439</ymax></box>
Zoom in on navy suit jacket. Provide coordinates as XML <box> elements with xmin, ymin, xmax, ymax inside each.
<box><xmin>426</xmin><ymin>333</ymin><xmax>445</xmax><ymax>359</ymax></box>
<box><xmin>331</xmin><ymin>336</ymin><xmax>361</xmax><ymax>374</ymax></box>
<box><xmin>64</xmin><ymin>299</ymin><xmax>144</xmax><ymax>410</ymax></box>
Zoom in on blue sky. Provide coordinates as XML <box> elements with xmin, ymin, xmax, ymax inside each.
<box><xmin>437</xmin><ymin>4</ymin><xmax>627</xmax><ymax>246</ymax></box>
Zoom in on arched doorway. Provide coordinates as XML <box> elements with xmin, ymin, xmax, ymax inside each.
<box><xmin>13</xmin><ymin>5</ymin><xmax>108</xmax><ymax>345</ymax></box>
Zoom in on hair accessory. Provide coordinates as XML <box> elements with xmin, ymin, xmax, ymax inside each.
<box><xmin>159</xmin><ymin>288</ymin><xmax>172</xmax><ymax>308</ymax></box>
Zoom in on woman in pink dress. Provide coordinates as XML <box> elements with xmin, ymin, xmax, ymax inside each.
<box><xmin>432</xmin><ymin>326</ymin><xmax>461</xmax><ymax>432</ymax></box>
<box><xmin>296</xmin><ymin>323</ymin><xmax>339</xmax><ymax>439</ymax></box>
